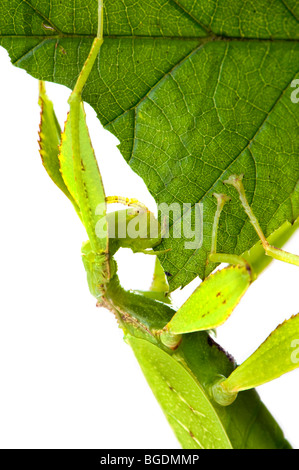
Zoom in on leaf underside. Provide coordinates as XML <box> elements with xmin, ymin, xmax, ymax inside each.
<box><xmin>1</xmin><ymin>0</ymin><xmax>298</xmax><ymax>290</ymax></box>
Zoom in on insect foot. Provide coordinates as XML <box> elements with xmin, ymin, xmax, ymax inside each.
<box><xmin>210</xmin><ymin>376</ymin><xmax>238</xmax><ymax>407</ymax></box>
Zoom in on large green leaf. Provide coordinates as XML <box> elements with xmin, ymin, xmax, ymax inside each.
<box><xmin>1</xmin><ymin>0</ymin><xmax>298</xmax><ymax>290</ymax></box>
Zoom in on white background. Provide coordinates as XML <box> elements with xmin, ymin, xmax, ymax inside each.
<box><xmin>0</xmin><ymin>46</ymin><xmax>299</xmax><ymax>449</ymax></box>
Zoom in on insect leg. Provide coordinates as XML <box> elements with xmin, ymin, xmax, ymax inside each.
<box><xmin>224</xmin><ymin>174</ymin><xmax>299</xmax><ymax>267</ymax></box>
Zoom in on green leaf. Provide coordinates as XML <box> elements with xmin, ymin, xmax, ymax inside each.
<box><xmin>127</xmin><ymin>335</ymin><xmax>232</xmax><ymax>449</ymax></box>
<box><xmin>167</xmin><ymin>265</ymin><xmax>251</xmax><ymax>333</ymax></box>
<box><xmin>1</xmin><ymin>0</ymin><xmax>299</xmax><ymax>290</ymax></box>
<box><xmin>38</xmin><ymin>81</ymin><xmax>81</xmax><ymax>215</ymax></box>
<box><xmin>222</xmin><ymin>313</ymin><xmax>299</xmax><ymax>392</ymax></box>
<box><xmin>60</xmin><ymin>101</ymin><xmax>107</xmax><ymax>253</ymax></box>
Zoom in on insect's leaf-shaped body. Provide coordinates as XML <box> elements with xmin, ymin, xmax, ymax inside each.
<box><xmin>167</xmin><ymin>265</ymin><xmax>251</xmax><ymax>334</ymax></box>
<box><xmin>127</xmin><ymin>335</ymin><xmax>232</xmax><ymax>449</ymax></box>
<box><xmin>222</xmin><ymin>313</ymin><xmax>299</xmax><ymax>393</ymax></box>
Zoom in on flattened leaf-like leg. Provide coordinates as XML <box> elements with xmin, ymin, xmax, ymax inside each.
<box><xmin>38</xmin><ymin>81</ymin><xmax>81</xmax><ymax>218</ymax></box>
<box><xmin>212</xmin><ymin>312</ymin><xmax>299</xmax><ymax>406</ymax></box>
<box><xmin>165</xmin><ymin>265</ymin><xmax>251</xmax><ymax>335</ymax></box>
<box><xmin>150</xmin><ymin>257</ymin><xmax>170</xmax><ymax>295</ymax></box>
